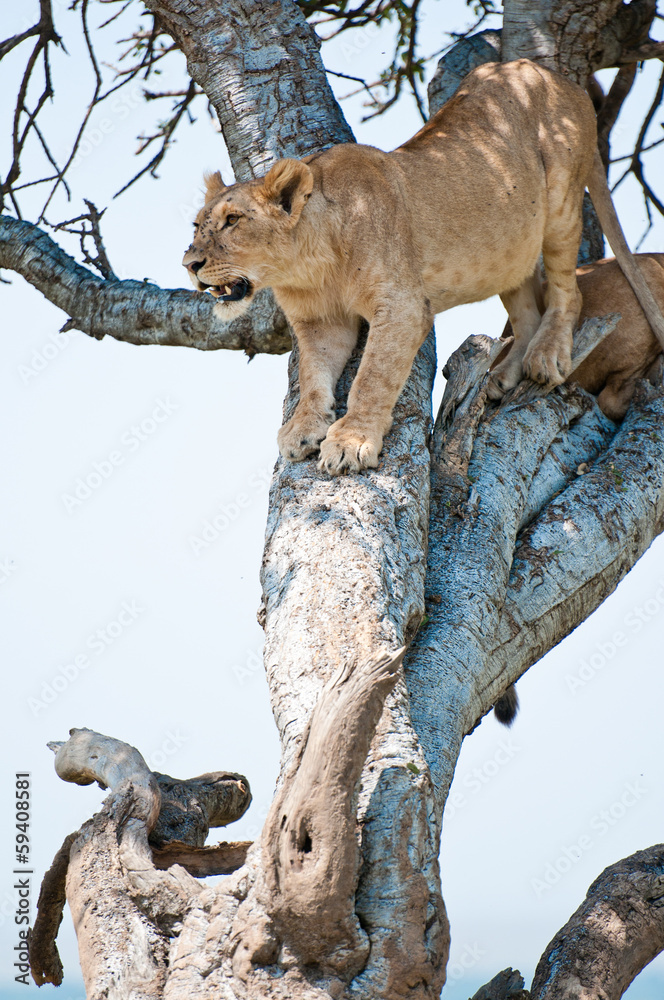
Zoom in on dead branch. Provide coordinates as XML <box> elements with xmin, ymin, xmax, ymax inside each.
<box><xmin>151</xmin><ymin>839</ymin><xmax>251</xmax><ymax>876</ymax></box>
<box><xmin>49</xmin><ymin>200</ymin><xmax>118</xmax><ymax>280</ymax></box>
<box><xmin>618</xmin><ymin>39</ymin><xmax>664</xmax><ymax>63</ymax></box>
<box><xmin>150</xmin><ymin>769</ymin><xmax>251</xmax><ymax>847</ymax></box>
<box><xmin>596</xmin><ymin>64</ymin><xmax>637</xmax><ymax>170</ymax></box>
<box><xmin>35</xmin><ymin>728</ymin><xmax>252</xmax><ymax>994</ymax></box>
<box><xmin>114</xmin><ymin>78</ymin><xmax>200</xmax><ymax>198</ymax></box>
<box><xmin>611</xmin><ymin>62</ymin><xmax>664</xmax><ymax>246</ymax></box>
<box><xmin>0</xmin><ymin>0</ymin><xmax>62</xmax><ymax>217</ymax></box>
<box><xmin>28</xmin><ymin>832</ymin><xmax>78</xmax><ymax>986</ymax></box>
<box><xmin>471</xmin><ymin>968</ymin><xmax>529</xmax><ymax>1000</ymax></box>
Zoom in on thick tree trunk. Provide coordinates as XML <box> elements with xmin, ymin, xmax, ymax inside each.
<box><xmin>27</xmin><ymin>1</ymin><xmax>664</xmax><ymax>998</ymax></box>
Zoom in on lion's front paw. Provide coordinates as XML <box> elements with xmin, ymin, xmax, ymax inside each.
<box><xmin>278</xmin><ymin>410</ymin><xmax>334</xmax><ymax>462</ymax></box>
<box><xmin>317</xmin><ymin>422</ymin><xmax>381</xmax><ymax>476</ymax></box>
<box><xmin>522</xmin><ymin>341</ymin><xmax>572</xmax><ymax>387</ymax></box>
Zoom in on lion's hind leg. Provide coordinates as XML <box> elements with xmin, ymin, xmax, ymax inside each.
<box><xmin>487</xmin><ymin>272</ymin><xmax>544</xmax><ymax>399</ymax></box>
<box><xmin>522</xmin><ymin>188</ymin><xmax>585</xmax><ymax>387</ymax></box>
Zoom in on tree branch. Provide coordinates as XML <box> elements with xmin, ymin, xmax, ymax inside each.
<box><xmin>28</xmin><ymin>832</ymin><xmax>77</xmax><ymax>986</ymax></box>
<box><xmin>0</xmin><ymin>214</ymin><xmax>291</xmax><ymax>355</ymax></box>
<box><xmin>531</xmin><ymin>845</ymin><xmax>664</xmax><ymax>999</ymax></box>
<box><xmin>502</xmin><ymin>0</ymin><xmax>659</xmax><ymax>80</ymax></box>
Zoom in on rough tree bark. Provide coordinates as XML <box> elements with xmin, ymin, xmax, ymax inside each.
<box><xmin>17</xmin><ymin>1</ymin><xmax>664</xmax><ymax>998</ymax></box>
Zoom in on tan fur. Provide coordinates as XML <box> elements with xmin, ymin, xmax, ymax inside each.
<box><xmin>568</xmin><ymin>255</ymin><xmax>663</xmax><ymax>419</ymax></box>
<box><xmin>499</xmin><ymin>254</ymin><xmax>664</xmax><ymax>420</ymax></box>
<box><xmin>183</xmin><ymin>60</ymin><xmax>661</xmax><ymax>475</ymax></box>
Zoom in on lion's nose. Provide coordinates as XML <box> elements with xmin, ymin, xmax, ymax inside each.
<box><xmin>188</xmin><ymin>258</ymin><xmax>206</xmax><ymax>274</ymax></box>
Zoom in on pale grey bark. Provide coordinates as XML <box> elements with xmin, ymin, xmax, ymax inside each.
<box><xmin>143</xmin><ymin>0</ymin><xmax>354</xmax><ymax>179</ymax></box>
<box><xmin>407</xmin><ymin>329</ymin><xmax>664</xmax><ymax>813</ymax></box>
<box><xmin>26</xmin><ymin>1</ymin><xmax>664</xmax><ymax>998</ymax></box>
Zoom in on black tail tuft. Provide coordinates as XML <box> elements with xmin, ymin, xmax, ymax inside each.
<box><xmin>493</xmin><ymin>685</ymin><xmax>519</xmax><ymax>726</ymax></box>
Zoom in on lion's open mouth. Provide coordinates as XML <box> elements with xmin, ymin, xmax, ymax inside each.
<box><xmin>200</xmin><ymin>277</ymin><xmax>252</xmax><ymax>302</ymax></box>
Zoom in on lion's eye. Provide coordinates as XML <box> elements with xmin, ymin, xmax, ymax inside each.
<box><xmin>225</xmin><ymin>214</ymin><xmax>241</xmax><ymax>227</ymax></box>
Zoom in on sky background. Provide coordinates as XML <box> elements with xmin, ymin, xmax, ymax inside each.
<box><xmin>1</xmin><ymin>1</ymin><xmax>664</xmax><ymax>998</ymax></box>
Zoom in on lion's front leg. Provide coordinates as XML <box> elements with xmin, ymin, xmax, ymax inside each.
<box><xmin>278</xmin><ymin>319</ymin><xmax>359</xmax><ymax>462</ymax></box>
<box><xmin>318</xmin><ymin>301</ymin><xmax>432</xmax><ymax>476</ymax></box>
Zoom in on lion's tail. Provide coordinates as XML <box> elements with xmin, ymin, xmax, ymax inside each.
<box><xmin>587</xmin><ymin>148</ymin><xmax>664</xmax><ymax>350</ymax></box>
<box><xmin>494</xmin><ymin>684</ymin><xmax>519</xmax><ymax>726</ymax></box>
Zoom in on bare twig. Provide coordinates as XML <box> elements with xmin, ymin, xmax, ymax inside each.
<box><xmin>49</xmin><ymin>200</ymin><xmax>118</xmax><ymax>280</ymax></box>
<box><xmin>596</xmin><ymin>64</ymin><xmax>637</xmax><ymax>170</ymax></box>
<box><xmin>114</xmin><ymin>77</ymin><xmax>199</xmax><ymax>197</ymax></box>
<box><xmin>611</xmin><ymin>62</ymin><xmax>664</xmax><ymax>247</ymax></box>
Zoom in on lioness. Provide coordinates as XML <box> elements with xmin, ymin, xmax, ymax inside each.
<box><xmin>498</xmin><ymin>254</ymin><xmax>664</xmax><ymax>420</ymax></box>
<box><xmin>184</xmin><ymin>59</ymin><xmax>664</xmax><ymax>475</ymax></box>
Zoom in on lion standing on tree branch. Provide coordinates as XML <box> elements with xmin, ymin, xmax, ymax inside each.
<box><xmin>184</xmin><ymin>59</ymin><xmax>664</xmax><ymax>475</ymax></box>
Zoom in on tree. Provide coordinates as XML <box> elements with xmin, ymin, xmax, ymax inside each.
<box><xmin>3</xmin><ymin>1</ymin><xmax>664</xmax><ymax>998</ymax></box>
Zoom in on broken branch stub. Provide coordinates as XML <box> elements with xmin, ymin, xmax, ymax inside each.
<box><xmin>150</xmin><ymin>770</ymin><xmax>251</xmax><ymax>847</ymax></box>
<box><xmin>37</xmin><ymin>729</ymin><xmax>252</xmax><ymax>994</ymax></box>
<box><xmin>28</xmin><ymin>832</ymin><xmax>77</xmax><ymax>987</ymax></box>
<box><xmin>259</xmin><ymin>647</ymin><xmax>407</xmax><ymax>975</ymax></box>
<box><xmin>49</xmin><ymin>727</ymin><xmax>161</xmax><ymax>866</ymax></box>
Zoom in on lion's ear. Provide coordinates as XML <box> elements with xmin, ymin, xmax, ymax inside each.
<box><xmin>203</xmin><ymin>170</ymin><xmax>228</xmax><ymax>203</ymax></box>
<box><xmin>259</xmin><ymin>159</ymin><xmax>314</xmax><ymax>223</ymax></box>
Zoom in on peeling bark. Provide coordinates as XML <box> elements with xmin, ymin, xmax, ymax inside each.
<box><xmin>28</xmin><ymin>832</ymin><xmax>77</xmax><ymax>987</ymax></box>
<box><xmin>258</xmin><ymin>649</ymin><xmax>405</xmax><ymax>976</ymax></box>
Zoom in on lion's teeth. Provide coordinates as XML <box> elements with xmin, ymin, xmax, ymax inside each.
<box><xmin>224</xmin><ymin>285</ymin><xmax>232</xmax><ymax>295</ymax></box>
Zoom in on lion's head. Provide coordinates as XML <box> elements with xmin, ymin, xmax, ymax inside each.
<box><xmin>183</xmin><ymin>158</ymin><xmax>314</xmax><ymax>320</ymax></box>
